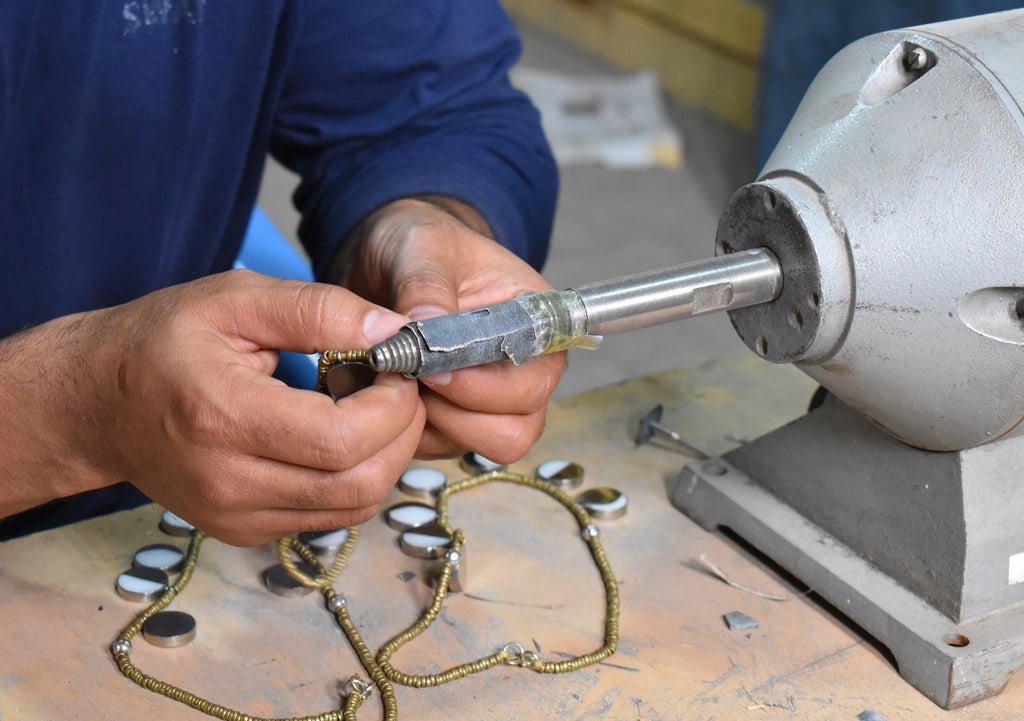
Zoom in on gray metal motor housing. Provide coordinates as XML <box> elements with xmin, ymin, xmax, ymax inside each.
<box><xmin>721</xmin><ymin>10</ymin><xmax>1024</xmax><ymax>452</ymax></box>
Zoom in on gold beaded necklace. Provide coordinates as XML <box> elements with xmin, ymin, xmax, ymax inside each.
<box><xmin>110</xmin><ymin>468</ymin><xmax>621</xmax><ymax>721</ymax></box>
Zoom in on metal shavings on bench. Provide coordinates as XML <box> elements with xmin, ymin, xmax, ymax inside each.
<box><xmin>698</xmin><ymin>553</ymin><xmax>797</xmax><ymax>602</ymax></box>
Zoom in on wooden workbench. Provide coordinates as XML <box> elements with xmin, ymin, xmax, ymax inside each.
<box><xmin>2</xmin><ymin>352</ymin><xmax>1021</xmax><ymax>720</ymax></box>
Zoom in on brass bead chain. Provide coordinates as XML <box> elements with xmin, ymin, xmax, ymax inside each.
<box><xmin>377</xmin><ymin>470</ymin><xmax>620</xmax><ymax>687</ymax></box>
<box><xmin>112</xmin><ymin>531</ymin><xmax>349</xmax><ymax>721</ymax></box>
<box><xmin>275</xmin><ymin>527</ymin><xmax>355</xmax><ymax>589</ymax></box>
<box><xmin>315</xmin><ymin>350</ymin><xmax>369</xmax><ymax>395</ymax></box>
<box><xmin>111</xmin><ymin>468</ymin><xmax>620</xmax><ymax>721</ymax></box>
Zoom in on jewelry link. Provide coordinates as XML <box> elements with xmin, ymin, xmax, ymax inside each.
<box><xmin>343</xmin><ymin>677</ymin><xmax>375</xmax><ymax>701</ymax></box>
<box><xmin>502</xmin><ymin>642</ymin><xmax>526</xmax><ymax>666</ymax></box>
<box><xmin>501</xmin><ymin>642</ymin><xmax>543</xmax><ymax>668</ymax></box>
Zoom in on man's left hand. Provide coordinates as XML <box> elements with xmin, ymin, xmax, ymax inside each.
<box><xmin>344</xmin><ymin>198</ymin><xmax>566</xmax><ymax>462</ymax></box>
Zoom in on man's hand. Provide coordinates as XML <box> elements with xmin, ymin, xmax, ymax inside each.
<box><xmin>344</xmin><ymin>198</ymin><xmax>565</xmax><ymax>462</ymax></box>
<box><xmin>0</xmin><ymin>270</ymin><xmax>426</xmax><ymax>545</ymax></box>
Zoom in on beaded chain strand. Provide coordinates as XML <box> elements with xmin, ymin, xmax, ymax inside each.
<box><xmin>110</xmin><ymin>468</ymin><xmax>620</xmax><ymax>721</ymax></box>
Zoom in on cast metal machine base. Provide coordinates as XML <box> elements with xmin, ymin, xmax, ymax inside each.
<box><xmin>672</xmin><ymin>394</ymin><xmax>1024</xmax><ymax>709</ymax></box>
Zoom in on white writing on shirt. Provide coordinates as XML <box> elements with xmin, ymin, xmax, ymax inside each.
<box><xmin>122</xmin><ymin>0</ymin><xmax>207</xmax><ymax>36</ymax></box>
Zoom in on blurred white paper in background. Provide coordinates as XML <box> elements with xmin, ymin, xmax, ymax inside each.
<box><xmin>511</xmin><ymin>67</ymin><xmax>683</xmax><ymax>169</ymax></box>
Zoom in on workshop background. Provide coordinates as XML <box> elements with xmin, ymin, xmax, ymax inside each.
<box><xmin>10</xmin><ymin>5</ymin><xmax>1024</xmax><ymax>719</ymax></box>
<box><xmin>257</xmin><ymin>0</ymin><xmax>1019</xmax><ymax>399</ymax></box>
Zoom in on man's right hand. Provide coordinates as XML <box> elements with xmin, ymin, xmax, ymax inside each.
<box><xmin>0</xmin><ymin>270</ymin><xmax>426</xmax><ymax>546</ymax></box>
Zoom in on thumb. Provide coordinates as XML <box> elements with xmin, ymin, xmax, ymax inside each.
<box><xmin>391</xmin><ymin>263</ymin><xmax>462</xmax><ymax>323</ymax></box>
<box><xmin>386</xmin><ymin>263</ymin><xmax>465</xmax><ymax>386</ymax></box>
<box><xmin>215</xmin><ymin>272</ymin><xmax>408</xmax><ymax>353</ymax></box>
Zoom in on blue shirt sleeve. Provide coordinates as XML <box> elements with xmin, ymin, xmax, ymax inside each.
<box><xmin>269</xmin><ymin>0</ymin><xmax>558</xmax><ymax>275</ymax></box>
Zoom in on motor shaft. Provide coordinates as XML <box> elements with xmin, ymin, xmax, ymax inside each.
<box><xmin>572</xmin><ymin>248</ymin><xmax>782</xmax><ymax>335</ymax></box>
<box><xmin>366</xmin><ymin>248</ymin><xmax>783</xmax><ymax>378</ymax></box>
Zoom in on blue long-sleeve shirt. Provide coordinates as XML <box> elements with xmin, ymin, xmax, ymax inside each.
<box><xmin>0</xmin><ymin>0</ymin><xmax>558</xmax><ymax>537</ymax></box>
<box><xmin>0</xmin><ymin>0</ymin><xmax>557</xmax><ymax>337</ymax></box>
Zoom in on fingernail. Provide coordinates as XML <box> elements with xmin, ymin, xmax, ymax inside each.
<box><xmin>408</xmin><ymin>305</ymin><xmax>448</xmax><ymax>321</ymax></box>
<box><xmin>422</xmin><ymin>371</ymin><xmax>452</xmax><ymax>386</ymax></box>
<box><xmin>363</xmin><ymin>309</ymin><xmax>408</xmax><ymax>345</ymax></box>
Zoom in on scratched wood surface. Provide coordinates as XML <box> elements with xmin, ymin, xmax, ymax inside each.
<box><xmin>2</xmin><ymin>351</ymin><xmax>1022</xmax><ymax>721</ymax></box>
